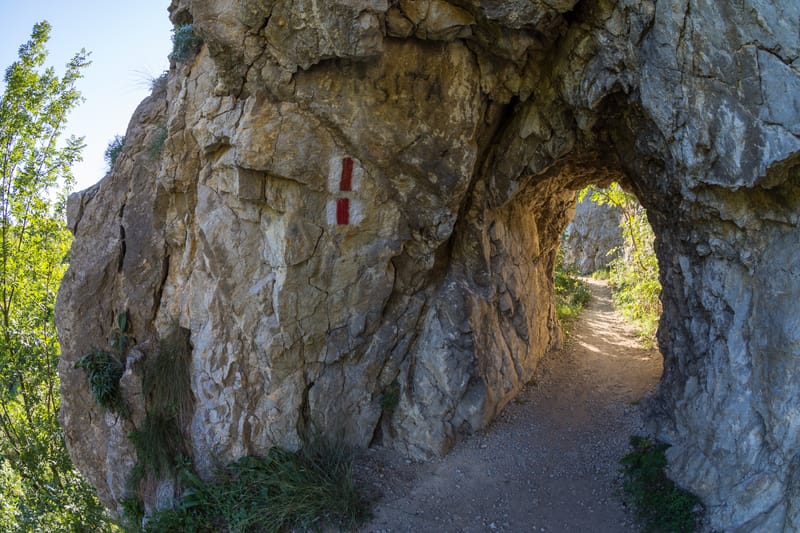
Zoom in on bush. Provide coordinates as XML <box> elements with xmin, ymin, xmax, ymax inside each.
<box><xmin>104</xmin><ymin>134</ymin><xmax>125</xmax><ymax>169</ymax></box>
<box><xmin>621</xmin><ymin>436</ymin><xmax>702</xmax><ymax>532</ymax></box>
<box><xmin>555</xmin><ymin>253</ymin><xmax>591</xmax><ymax>333</ymax></box>
<box><xmin>170</xmin><ymin>24</ymin><xmax>202</xmax><ymax>64</ymax></box>
<box><xmin>74</xmin><ymin>349</ymin><xmax>126</xmax><ymax>415</ymax></box>
<box><xmin>144</xmin><ymin>441</ymin><xmax>370</xmax><ymax>532</ymax></box>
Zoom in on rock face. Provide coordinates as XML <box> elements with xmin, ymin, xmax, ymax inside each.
<box><xmin>560</xmin><ymin>189</ymin><xmax>623</xmax><ymax>274</ymax></box>
<box><xmin>56</xmin><ymin>1</ymin><xmax>800</xmax><ymax>530</ymax></box>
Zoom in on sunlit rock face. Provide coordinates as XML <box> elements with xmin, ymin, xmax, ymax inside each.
<box><xmin>561</xmin><ymin>190</ymin><xmax>624</xmax><ymax>274</ymax></box>
<box><xmin>56</xmin><ymin>1</ymin><xmax>800</xmax><ymax>529</ymax></box>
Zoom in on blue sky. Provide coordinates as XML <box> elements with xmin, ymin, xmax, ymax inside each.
<box><xmin>1</xmin><ymin>1</ymin><xmax>173</xmax><ymax>190</ymax></box>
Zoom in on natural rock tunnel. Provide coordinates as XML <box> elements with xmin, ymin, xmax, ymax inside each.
<box><xmin>55</xmin><ymin>1</ymin><xmax>800</xmax><ymax>531</ymax></box>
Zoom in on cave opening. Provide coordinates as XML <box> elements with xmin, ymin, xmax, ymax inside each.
<box><xmin>558</xmin><ymin>183</ymin><xmax>663</xmax><ymax>347</ymax></box>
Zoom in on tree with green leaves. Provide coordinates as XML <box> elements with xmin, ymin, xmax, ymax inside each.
<box><xmin>0</xmin><ymin>21</ymin><xmax>113</xmax><ymax>531</ymax></box>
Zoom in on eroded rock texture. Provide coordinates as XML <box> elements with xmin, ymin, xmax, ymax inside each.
<box><xmin>56</xmin><ymin>1</ymin><xmax>800</xmax><ymax>530</ymax></box>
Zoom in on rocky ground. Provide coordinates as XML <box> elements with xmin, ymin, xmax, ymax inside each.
<box><xmin>356</xmin><ymin>278</ymin><xmax>663</xmax><ymax>532</ymax></box>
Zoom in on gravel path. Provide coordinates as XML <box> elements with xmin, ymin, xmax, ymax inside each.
<box><xmin>356</xmin><ymin>278</ymin><xmax>663</xmax><ymax>533</ymax></box>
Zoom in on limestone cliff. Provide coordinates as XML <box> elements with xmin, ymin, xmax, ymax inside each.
<box><xmin>56</xmin><ymin>1</ymin><xmax>800</xmax><ymax>530</ymax></box>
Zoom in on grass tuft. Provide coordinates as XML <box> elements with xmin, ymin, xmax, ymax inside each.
<box><xmin>104</xmin><ymin>135</ymin><xmax>126</xmax><ymax>170</ymax></box>
<box><xmin>620</xmin><ymin>436</ymin><xmax>702</xmax><ymax>533</ymax></box>
<box><xmin>143</xmin><ymin>327</ymin><xmax>193</xmax><ymax>425</ymax></box>
<box><xmin>75</xmin><ymin>311</ymin><xmax>132</xmax><ymax>417</ymax></box>
<box><xmin>144</xmin><ymin>440</ymin><xmax>370</xmax><ymax>532</ymax></box>
<box><xmin>128</xmin><ymin>413</ymin><xmax>186</xmax><ymax>485</ymax></box>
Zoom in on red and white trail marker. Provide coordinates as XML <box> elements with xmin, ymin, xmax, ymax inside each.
<box><xmin>327</xmin><ymin>156</ymin><xmax>362</xmax><ymax>226</ymax></box>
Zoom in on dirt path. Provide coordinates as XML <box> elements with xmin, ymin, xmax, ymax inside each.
<box><xmin>357</xmin><ymin>278</ymin><xmax>663</xmax><ymax>532</ymax></box>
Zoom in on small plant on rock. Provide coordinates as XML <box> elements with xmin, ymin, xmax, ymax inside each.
<box><xmin>170</xmin><ymin>24</ymin><xmax>202</xmax><ymax>64</ymax></box>
<box><xmin>125</xmin><ymin>327</ymin><xmax>193</xmax><ymax>513</ymax></box>
<box><xmin>75</xmin><ymin>312</ymin><xmax>133</xmax><ymax>417</ymax></box>
<box><xmin>104</xmin><ymin>134</ymin><xmax>125</xmax><ymax>170</ymax></box>
<box><xmin>621</xmin><ymin>436</ymin><xmax>702</xmax><ymax>533</ymax></box>
<box><xmin>74</xmin><ymin>349</ymin><xmax>125</xmax><ymax>414</ymax></box>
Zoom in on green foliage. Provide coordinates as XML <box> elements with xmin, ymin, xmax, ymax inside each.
<box><xmin>143</xmin><ymin>327</ymin><xmax>192</xmax><ymax>423</ymax></box>
<box><xmin>128</xmin><ymin>413</ymin><xmax>186</xmax><ymax>486</ymax></box>
<box><xmin>75</xmin><ymin>312</ymin><xmax>132</xmax><ymax>417</ymax></box>
<box><xmin>75</xmin><ymin>349</ymin><xmax>125</xmax><ymax>414</ymax></box>
<box><xmin>0</xmin><ymin>21</ymin><xmax>114</xmax><ymax>531</ymax></box>
<box><xmin>621</xmin><ymin>436</ymin><xmax>702</xmax><ymax>533</ymax></box>
<box><xmin>125</xmin><ymin>327</ymin><xmax>193</xmax><ymax>518</ymax></box>
<box><xmin>104</xmin><ymin>134</ymin><xmax>125</xmax><ymax>169</ymax></box>
<box><xmin>148</xmin><ymin>124</ymin><xmax>167</xmax><ymax>160</ymax></box>
<box><xmin>170</xmin><ymin>24</ymin><xmax>203</xmax><ymax>64</ymax></box>
<box><xmin>120</xmin><ymin>496</ymin><xmax>145</xmax><ymax>530</ymax></box>
<box><xmin>554</xmin><ymin>252</ymin><xmax>591</xmax><ymax>333</ymax></box>
<box><xmin>582</xmin><ymin>184</ymin><xmax>661</xmax><ymax>344</ymax></box>
<box><xmin>144</xmin><ymin>441</ymin><xmax>370</xmax><ymax>533</ymax></box>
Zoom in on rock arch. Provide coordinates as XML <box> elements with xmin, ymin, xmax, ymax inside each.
<box><xmin>56</xmin><ymin>1</ymin><xmax>799</xmax><ymax>530</ymax></box>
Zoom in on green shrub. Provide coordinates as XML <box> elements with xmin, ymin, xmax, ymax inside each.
<box><xmin>148</xmin><ymin>124</ymin><xmax>167</xmax><ymax>160</ymax></box>
<box><xmin>554</xmin><ymin>253</ymin><xmax>591</xmax><ymax>333</ymax></box>
<box><xmin>144</xmin><ymin>441</ymin><xmax>369</xmax><ymax>533</ymax></box>
<box><xmin>621</xmin><ymin>436</ymin><xmax>702</xmax><ymax>533</ymax></box>
<box><xmin>75</xmin><ymin>312</ymin><xmax>132</xmax><ymax>417</ymax></box>
<box><xmin>104</xmin><ymin>134</ymin><xmax>125</xmax><ymax>169</ymax></box>
<box><xmin>170</xmin><ymin>24</ymin><xmax>203</xmax><ymax>64</ymax></box>
<box><xmin>74</xmin><ymin>349</ymin><xmax>125</xmax><ymax>415</ymax></box>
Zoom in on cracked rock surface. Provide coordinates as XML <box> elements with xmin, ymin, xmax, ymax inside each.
<box><xmin>56</xmin><ymin>1</ymin><xmax>800</xmax><ymax>530</ymax></box>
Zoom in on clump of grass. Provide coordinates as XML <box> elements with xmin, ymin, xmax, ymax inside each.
<box><xmin>554</xmin><ymin>252</ymin><xmax>591</xmax><ymax>333</ymax></box>
<box><xmin>170</xmin><ymin>24</ymin><xmax>202</xmax><ymax>64</ymax></box>
<box><xmin>128</xmin><ymin>413</ymin><xmax>186</xmax><ymax>486</ymax></box>
<box><xmin>125</xmin><ymin>327</ymin><xmax>194</xmax><ymax>516</ymax></box>
<box><xmin>143</xmin><ymin>327</ymin><xmax>193</xmax><ymax>425</ymax></box>
<box><xmin>144</xmin><ymin>440</ymin><xmax>370</xmax><ymax>532</ymax></box>
<box><xmin>104</xmin><ymin>134</ymin><xmax>126</xmax><ymax>170</ymax></box>
<box><xmin>148</xmin><ymin>124</ymin><xmax>168</xmax><ymax>160</ymax></box>
<box><xmin>150</xmin><ymin>71</ymin><xmax>168</xmax><ymax>93</ymax></box>
<box><xmin>621</xmin><ymin>436</ymin><xmax>702</xmax><ymax>533</ymax></box>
